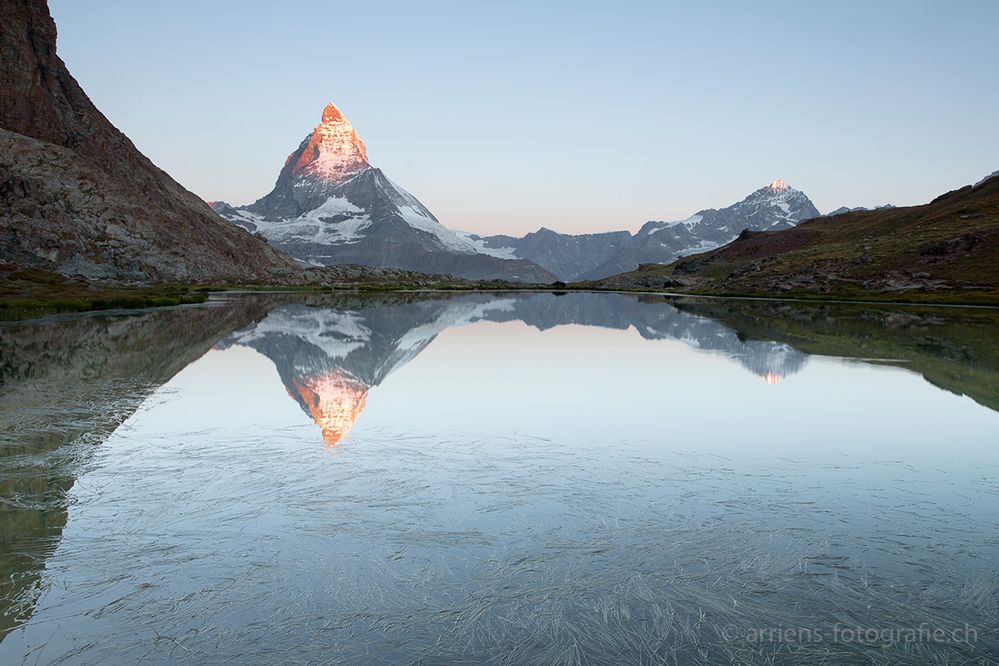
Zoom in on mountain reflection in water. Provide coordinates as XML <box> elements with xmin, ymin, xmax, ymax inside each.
<box><xmin>220</xmin><ymin>293</ymin><xmax>810</xmax><ymax>444</ymax></box>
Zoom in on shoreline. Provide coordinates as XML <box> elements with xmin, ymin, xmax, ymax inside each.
<box><xmin>4</xmin><ymin>279</ymin><xmax>998</xmax><ymax>322</ymax></box>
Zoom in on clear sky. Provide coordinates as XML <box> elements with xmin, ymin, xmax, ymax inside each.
<box><xmin>50</xmin><ymin>0</ymin><xmax>999</xmax><ymax>235</ymax></box>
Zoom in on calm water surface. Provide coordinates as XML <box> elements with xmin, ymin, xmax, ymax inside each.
<box><xmin>0</xmin><ymin>292</ymin><xmax>997</xmax><ymax>664</ymax></box>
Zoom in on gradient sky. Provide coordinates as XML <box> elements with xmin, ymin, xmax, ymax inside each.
<box><xmin>50</xmin><ymin>0</ymin><xmax>999</xmax><ymax>235</ymax></box>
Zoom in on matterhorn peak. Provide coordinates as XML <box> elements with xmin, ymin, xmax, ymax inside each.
<box><xmin>286</xmin><ymin>101</ymin><xmax>369</xmax><ymax>184</ymax></box>
<box><xmin>225</xmin><ymin>99</ymin><xmax>556</xmax><ymax>282</ymax></box>
<box><xmin>321</xmin><ymin>101</ymin><xmax>347</xmax><ymax>125</ymax></box>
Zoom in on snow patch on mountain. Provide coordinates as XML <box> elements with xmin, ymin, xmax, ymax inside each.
<box><xmin>230</xmin><ymin>307</ymin><xmax>372</xmax><ymax>360</ymax></box>
<box><xmin>677</xmin><ymin>238</ymin><xmax>731</xmax><ymax>257</ymax></box>
<box><xmin>452</xmin><ymin>231</ymin><xmax>519</xmax><ymax>259</ymax></box>
<box><xmin>649</xmin><ymin>214</ymin><xmax>704</xmax><ymax>233</ymax></box>
<box><xmin>394</xmin><ymin>297</ymin><xmax>518</xmax><ymax>352</ymax></box>
<box><xmin>396</xmin><ymin>204</ymin><xmax>477</xmax><ymax>254</ymax></box>
<box><xmin>224</xmin><ymin>196</ymin><xmax>372</xmax><ymax>246</ymax></box>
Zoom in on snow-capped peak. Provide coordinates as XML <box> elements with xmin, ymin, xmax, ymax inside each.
<box><xmin>743</xmin><ymin>180</ymin><xmax>805</xmax><ymax>208</ymax></box>
<box><xmin>747</xmin><ymin>180</ymin><xmax>802</xmax><ymax>202</ymax></box>
<box><xmin>725</xmin><ymin>179</ymin><xmax>819</xmax><ymax>227</ymax></box>
<box><xmin>287</xmin><ymin>102</ymin><xmax>370</xmax><ymax>184</ymax></box>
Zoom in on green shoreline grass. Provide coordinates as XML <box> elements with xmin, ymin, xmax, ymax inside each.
<box><xmin>0</xmin><ymin>292</ymin><xmax>210</xmax><ymax>321</ymax></box>
<box><xmin>3</xmin><ymin>267</ymin><xmax>997</xmax><ymax>322</ymax></box>
<box><xmin>6</xmin><ymin>283</ymin><xmax>999</xmax><ymax>322</ymax></box>
<box><xmin>587</xmin><ymin>286</ymin><xmax>999</xmax><ymax>308</ymax></box>
<box><xmin>0</xmin><ymin>269</ymin><xmax>214</xmax><ymax>321</ymax></box>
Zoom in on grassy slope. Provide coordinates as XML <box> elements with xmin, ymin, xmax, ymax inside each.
<box><xmin>0</xmin><ymin>267</ymin><xmax>211</xmax><ymax>320</ymax></box>
<box><xmin>589</xmin><ymin>175</ymin><xmax>999</xmax><ymax>305</ymax></box>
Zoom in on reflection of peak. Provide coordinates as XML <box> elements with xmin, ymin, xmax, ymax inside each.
<box><xmin>762</xmin><ymin>371</ymin><xmax>783</xmax><ymax>385</ymax></box>
<box><xmin>287</xmin><ymin>370</ymin><xmax>369</xmax><ymax>445</ymax></box>
<box><xmin>733</xmin><ymin>340</ymin><xmax>806</xmax><ymax>381</ymax></box>
<box><xmin>221</xmin><ymin>293</ymin><xmax>813</xmax><ymax>443</ymax></box>
<box><xmin>219</xmin><ymin>299</ymin><xmax>507</xmax><ymax>444</ymax></box>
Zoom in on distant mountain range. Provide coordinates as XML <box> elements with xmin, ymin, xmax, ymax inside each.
<box><xmin>212</xmin><ymin>103</ymin><xmax>555</xmax><ymax>283</ymax></box>
<box><xmin>468</xmin><ymin>179</ymin><xmax>822</xmax><ymax>280</ymax></box>
<box><xmin>212</xmin><ymin>101</ymin><xmax>830</xmax><ymax>282</ymax></box>
<box><xmin>0</xmin><ymin>0</ymin><xmax>297</xmax><ymax>282</ymax></box>
<box><xmin>595</xmin><ymin>171</ymin><xmax>999</xmax><ymax>303</ymax></box>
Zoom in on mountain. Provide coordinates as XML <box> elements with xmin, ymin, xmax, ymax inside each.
<box><xmin>0</xmin><ymin>0</ymin><xmax>299</xmax><ymax>282</ymax></box>
<box><xmin>468</xmin><ymin>180</ymin><xmax>821</xmax><ymax>281</ymax></box>
<box><xmin>593</xmin><ymin>171</ymin><xmax>999</xmax><ymax>304</ymax></box>
<box><xmin>459</xmin><ymin>228</ymin><xmax>634</xmax><ymax>282</ymax></box>
<box><xmin>579</xmin><ymin>179</ymin><xmax>822</xmax><ymax>280</ymax></box>
<box><xmin>213</xmin><ymin>103</ymin><xmax>555</xmax><ymax>283</ymax></box>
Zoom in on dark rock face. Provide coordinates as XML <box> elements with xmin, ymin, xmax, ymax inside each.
<box><xmin>0</xmin><ymin>0</ymin><xmax>300</xmax><ymax>282</ymax></box>
<box><xmin>0</xmin><ymin>175</ymin><xmax>31</xmax><ymax>201</ymax></box>
<box><xmin>473</xmin><ymin>180</ymin><xmax>821</xmax><ymax>281</ymax></box>
<box><xmin>215</xmin><ymin>103</ymin><xmax>555</xmax><ymax>283</ymax></box>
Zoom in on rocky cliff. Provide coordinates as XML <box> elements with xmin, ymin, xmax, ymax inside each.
<box><xmin>0</xmin><ymin>0</ymin><xmax>300</xmax><ymax>282</ymax></box>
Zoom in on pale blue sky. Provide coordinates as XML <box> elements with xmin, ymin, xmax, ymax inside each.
<box><xmin>50</xmin><ymin>0</ymin><xmax>999</xmax><ymax>235</ymax></box>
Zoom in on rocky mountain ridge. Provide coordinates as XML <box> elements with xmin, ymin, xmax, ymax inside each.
<box><xmin>0</xmin><ymin>0</ymin><xmax>299</xmax><ymax>282</ymax></box>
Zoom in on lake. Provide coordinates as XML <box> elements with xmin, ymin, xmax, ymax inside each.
<box><xmin>1</xmin><ymin>292</ymin><xmax>997</xmax><ymax>664</ymax></box>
